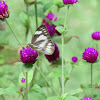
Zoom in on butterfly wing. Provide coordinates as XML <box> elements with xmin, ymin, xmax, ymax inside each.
<box><xmin>29</xmin><ymin>25</ymin><xmax>55</xmax><ymax>55</ymax></box>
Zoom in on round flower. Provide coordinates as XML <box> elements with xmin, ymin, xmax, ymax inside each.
<box><xmin>20</xmin><ymin>46</ymin><xmax>38</xmax><ymax>63</ymax></box>
<box><xmin>46</xmin><ymin>24</ymin><xmax>56</xmax><ymax>36</ymax></box>
<box><xmin>63</xmin><ymin>0</ymin><xmax>78</xmax><ymax>5</ymax></box>
<box><xmin>45</xmin><ymin>43</ymin><xmax>59</xmax><ymax>63</ymax></box>
<box><xmin>21</xmin><ymin>78</ymin><xmax>26</xmax><ymax>83</ymax></box>
<box><xmin>0</xmin><ymin>1</ymin><xmax>9</xmax><ymax>20</ymax></box>
<box><xmin>72</xmin><ymin>57</ymin><xmax>78</xmax><ymax>63</ymax></box>
<box><xmin>81</xmin><ymin>97</ymin><xmax>94</xmax><ymax>100</ymax></box>
<box><xmin>82</xmin><ymin>47</ymin><xmax>99</xmax><ymax>63</ymax></box>
<box><xmin>42</xmin><ymin>13</ymin><xmax>57</xmax><ymax>25</ymax></box>
<box><xmin>92</xmin><ymin>32</ymin><xmax>100</xmax><ymax>40</ymax></box>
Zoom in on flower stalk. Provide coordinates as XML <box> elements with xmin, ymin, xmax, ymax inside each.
<box><xmin>35</xmin><ymin>64</ymin><xmax>59</xmax><ymax>96</ymax></box>
<box><xmin>34</xmin><ymin>0</ymin><xmax>38</xmax><ymax>29</ymax></box>
<box><xmin>5</xmin><ymin>19</ymin><xmax>22</xmax><ymax>47</ymax></box>
<box><xmin>61</xmin><ymin>5</ymin><xmax>69</xmax><ymax>95</ymax></box>
<box><xmin>61</xmin><ymin>33</ymin><xmax>64</xmax><ymax>94</ymax></box>
<box><xmin>91</xmin><ymin>63</ymin><xmax>93</xmax><ymax>98</ymax></box>
<box><xmin>26</xmin><ymin>72</ymin><xmax>28</xmax><ymax>100</ymax></box>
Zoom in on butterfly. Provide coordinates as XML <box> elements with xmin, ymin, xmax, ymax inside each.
<box><xmin>28</xmin><ymin>25</ymin><xmax>55</xmax><ymax>55</ymax></box>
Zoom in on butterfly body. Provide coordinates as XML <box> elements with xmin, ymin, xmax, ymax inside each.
<box><xmin>28</xmin><ymin>25</ymin><xmax>55</xmax><ymax>55</ymax></box>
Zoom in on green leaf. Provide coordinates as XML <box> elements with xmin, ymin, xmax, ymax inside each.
<box><xmin>52</xmin><ymin>34</ymin><xmax>74</xmax><ymax>44</ymax></box>
<box><xmin>6</xmin><ymin>84</ymin><xmax>17</xmax><ymax>95</ymax></box>
<box><xmin>47</xmin><ymin>96</ymin><xmax>60</xmax><ymax>100</ymax></box>
<box><xmin>54</xmin><ymin>0</ymin><xmax>64</xmax><ymax>8</ymax></box>
<box><xmin>55</xmin><ymin>26</ymin><xmax>68</xmax><ymax>34</ymax></box>
<box><xmin>19</xmin><ymin>69</ymin><xmax>33</xmax><ymax>87</ymax></box>
<box><xmin>60</xmin><ymin>93</ymin><xmax>68</xmax><ymax>100</ymax></box>
<box><xmin>66</xmin><ymin>88</ymin><xmax>84</xmax><ymax>96</ymax></box>
<box><xmin>29</xmin><ymin>84</ymin><xmax>47</xmax><ymax>100</ymax></box>
<box><xmin>22</xmin><ymin>61</ymin><xmax>36</xmax><ymax>73</ymax></box>
<box><xmin>0</xmin><ymin>88</ymin><xmax>7</xmax><ymax>95</ymax></box>
<box><xmin>65</xmin><ymin>95</ymin><xmax>79</xmax><ymax>100</ymax></box>
<box><xmin>43</xmin><ymin>3</ymin><xmax>54</xmax><ymax>12</ymax></box>
<box><xmin>52</xmin><ymin>18</ymin><xmax>65</xmax><ymax>26</ymax></box>
<box><xmin>47</xmin><ymin>67</ymin><xmax>62</xmax><ymax>78</ymax></box>
<box><xmin>19</xmin><ymin>13</ymin><xmax>29</xmax><ymax>27</ymax></box>
<box><xmin>0</xmin><ymin>84</ymin><xmax>17</xmax><ymax>95</ymax></box>
<box><xmin>79</xmin><ymin>61</ymin><xmax>92</xmax><ymax>66</ymax></box>
<box><xmin>60</xmin><ymin>88</ymin><xmax>84</xmax><ymax>100</ymax></box>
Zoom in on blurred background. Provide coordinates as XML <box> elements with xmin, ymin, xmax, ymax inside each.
<box><xmin>0</xmin><ymin>0</ymin><xmax>100</xmax><ymax>100</ymax></box>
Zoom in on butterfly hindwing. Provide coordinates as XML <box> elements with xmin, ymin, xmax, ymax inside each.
<box><xmin>29</xmin><ymin>25</ymin><xmax>55</xmax><ymax>55</ymax></box>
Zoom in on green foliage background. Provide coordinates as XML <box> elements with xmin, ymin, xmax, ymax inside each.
<box><xmin>0</xmin><ymin>0</ymin><xmax>100</xmax><ymax>100</ymax></box>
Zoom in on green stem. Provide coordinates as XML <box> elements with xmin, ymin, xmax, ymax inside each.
<box><xmin>5</xmin><ymin>19</ymin><xmax>22</xmax><ymax>47</ymax></box>
<box><xmin>64</xmin><ymin>5</ymin><xmax>69</xmax><ymax>29</ymax></box>
<box><xmin>26</xmin><ymin>72</ymin><xmax>28</xmax><ymax>100</ymax></box>
<box><xmin>29</xmin><ymin>66</ymin><xmax>37</xmax><ymax>90</ymax></box>
<box><xmin>91</xmin><ymin>64</ymin><xmax>93</xmax><ymax>98</ymax></box>
<box><xmin>61</xmin><ymin>5</ymin><xmax>70</xmax><ymax>95</ymax></box>
<box><xmin>64</xmin><ymin>66</ymin><xmax>74</xmax><ymax>85</ymax></box>
<box><xmin>25</xmin><ymin>4</ymin><xmax>29</xmax><ymax>41</ymax></box>
<box><xmin>62</xmin><ymin>34</ymin><xmax>64</xmax><ymax>94</ymax></box>
<box><xmin>59</xmin><ymin>77</ymin><xmax>62</xmax><ymax>89</ymax></box>
<box><xmin>26</xmin><ymin>4</ymin><xmax>33</xmax><ymax>36</ymax></box>
<box><xmin>44</xmin><ymin>79</ymin><xmax>49</xmax><ymax>97</ymax></box>
<box><xmin>35</xmin><ymin>64</ymin><xmax>59</xmax><ymax>96</ymax></box>
<box><xmin>35</xmin><ymin>0</ymin><xmax>38</xmax><ymax>29</ymax></box>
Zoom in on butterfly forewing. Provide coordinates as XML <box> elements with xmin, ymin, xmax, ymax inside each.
<box><xmin>29</xmin><ymin>25</ymin><xmax>55</xmax><ymax>55</ymax></box>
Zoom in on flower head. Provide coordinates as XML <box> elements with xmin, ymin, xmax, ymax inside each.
<box><xmin>72</xmin><ymin>57</ymin><xmax>78</xmax><ymax>63</ymax></box>
<box><xmin>45</xmin><ymin>43</ymin><xmax>59</xmax><ymax>63</ymax></box>
<box><xmin>81</xmin><ymin>97</ymin><xmax>94</xmax><ymax>100</ymax></box>
<box><xmin>82</xmin><ymin>47</ymin><xmax>99</xmax><ymax>63</ymax></box>
<box><xmin>42</xmin><ymin>13</ymin><xmax>57</xmax><ymax>25</ymax></box>
<box><xmin>46</xmin><ymin>24</ymin><xmax>56</xmax><ymax>36</ymax></box>
<box><xmin>0</xmin><ymin>1</ymin><xmax>9</xmax><ymax>20</ymax></box>
<box><xmin>92</xmin><ymin>32</ymin><xmax>100</xmax><ymax>40</ymax></box>
<box><xmin>21</xmin><ymin>78</ymin><xmax>26</xmax><ymax>83</ymax></box>
<box><xmin>63</xmin><ymin>0</ymin><xmax>78</xmax><ymax>5</ymax></box>
<box><xmin>20</xmin><ymin>46</ymin><xmax>38</xmax><ymax>63</ymax></box>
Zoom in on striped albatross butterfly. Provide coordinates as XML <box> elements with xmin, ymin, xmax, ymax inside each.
<box><xmin>28</xmin><ymin>25</ymin><xmax>55</xmax><ymax>55</ymax></box>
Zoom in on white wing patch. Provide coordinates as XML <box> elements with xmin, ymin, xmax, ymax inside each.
<box><xmin>39</xmin><ymin>40</ymin><xmax>48</xmax><ymax>48</ymax></box>
<box><xmin>35</xmin><ymin>35</ymin><xmax>47</xmax><ymax>43</ymax></box>
<box><xmin>35</xmin><ymin>31</ymin><xmax>42</xmax><ymax>35</ymax></box>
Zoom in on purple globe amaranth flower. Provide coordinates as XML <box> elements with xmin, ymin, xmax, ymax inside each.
<box><xmin>42</xmin><ymin>13</ymin><xmax>57</xmax><ymax>25</ymax></box>
<box><xmin>81</xmin><ymin>97</ymin><xmax>94</xmax><ymax>100</ymax></box>
<box><xmin>21</xmin><ymin>78</ymin><xmax>26</xmax><ymax>83</ymax></box>
<box><xmin>63</xmin><ymin>0</ymin><xmax>78</xmax><ymax>5</ymax></box>
<box><xmin>20</xmin><ymin>46</ymin><xmax>38</xmax><ymax>63</ymax></box>
<box><xmin>42</xmin><ymin>13</ymin><xmax>58</xmax><ymax>36</ymax></box>
<box><xmin>92</xmin><ymin>32</ymin><xmax>100</xmax><ymax>40</ymax></box>
<box><xmin>46</xmin><ymin>24</ymin><xmax>56</xmax><ymax>36</ymax></box>
<box><xmin>82</xmin><ymin>47</ymin><xmax>99</xmax><ymax>63</ymax></box>
<box><xmin>45</xmin><ymin>43</ymin><xmax>59</xmax><ymax>63</ymax></box>
<box><xmin>72</xmin><ymin>57</ymin><xmax>78</xmax><ymax>63</ymax></box>
<box><xmin>0</xmin><ymin>1</ymin><xmax>9</xmax><ymax>20</ymax></box>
